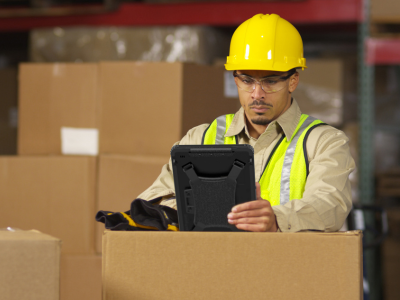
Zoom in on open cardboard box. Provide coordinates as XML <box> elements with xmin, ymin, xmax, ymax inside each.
<box><xmin>102</xmin><ymin>230</ymin><xmax>363</xmax><ymax>300</ymax></box>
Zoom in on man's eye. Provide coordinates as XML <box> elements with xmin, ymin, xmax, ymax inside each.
<box><xmin>242</xmin><ymin>79</ymin><xmax>253</xmax><ymax>84</ymax></box>
<box><xmin>265</xmin><ymin>79</ymin><xmax>278</xmax><ymax>85</ymax></box>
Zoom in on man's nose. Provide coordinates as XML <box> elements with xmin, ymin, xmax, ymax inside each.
<box><xmin>252</xmin><ymin>82</ymin><xmax>266</xmax><ymax>99</ymax></box>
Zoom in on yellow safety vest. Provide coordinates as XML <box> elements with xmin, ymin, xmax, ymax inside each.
<box><xmin>202</xmin><ymin>114</ymin><xmax>326</xmax><ymax>206</ymax></box>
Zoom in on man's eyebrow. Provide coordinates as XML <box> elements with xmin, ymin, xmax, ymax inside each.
<box><xmin>238</xmin><ymin>72</ymin><xmax>281</xmax><ymax>79</ymax></box>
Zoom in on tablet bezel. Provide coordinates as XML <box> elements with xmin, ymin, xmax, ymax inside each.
<box><xmin>171</xmin><ymin>144</ymin><xmax>256</xmax><ymax>231</ymax></box>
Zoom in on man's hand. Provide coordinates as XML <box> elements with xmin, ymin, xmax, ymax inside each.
<box><xmin>227</xmin><ymin>182</ymin><xmax>278</xmax><ymax>232</ymax></box>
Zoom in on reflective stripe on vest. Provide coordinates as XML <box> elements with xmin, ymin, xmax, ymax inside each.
<box><xmin>259</xmin><ymin>114</ymin><xmax>324</xmax><ymax>206</ymax></box>
<box><xmin>202</xmin><ymin>113</ymin><xmax>325</xmax><ymax>206</ymax></box>
<box><xmin>202</xmin><ymin>114</ymin><xmax>237</xmax><ymax>145</ymax></box>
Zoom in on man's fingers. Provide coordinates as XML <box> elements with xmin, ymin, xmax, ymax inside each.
<box><xmin>228</xmin><ymin>208</ymin><xmax>272</xmax><ymax>220</ymax></box>
<box><xmin>228</xmin><ymin>216</ymin><xmax>270</xmax><ymax>225</ymax></box>
<box><xmin>255</xmin><ymin>182</ymin><xmax>261</xmax><ymax>200</ymax></box>
<box><xmin>235</xmin><ymin>223</ymin><xmax>267</xmax><ymax>232</ymax></box>
<box><xmin>232</xmin><ymin>199</ymin><xmax>270</xmax><ymax>213</ymax></box>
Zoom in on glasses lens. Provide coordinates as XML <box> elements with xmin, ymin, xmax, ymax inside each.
<box><xmin>261</xmin><ymin>77</ymin><xmax>288</xmax><ymax>93</ymax></box>
<box><xmin>234</xmin><ymin>72</ymin><xmax>292</xmax><ymax>94</ymax></box>
<box><xmin>235</xmin><ymin>75</ymin><xmax>255</xmax><ymax>92</ymax></box>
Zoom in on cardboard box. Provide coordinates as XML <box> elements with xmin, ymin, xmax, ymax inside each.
<box><xmin>96</xmin><ymin>154</ymin><xmax>169</xmax><ymax>253</ymax></box>
<box><xmin>382</xmin><ymin>238</ymin><xmax>400</xmax><ymax>300</ymax></box>
<box><xmin>102</xmin><ymin>231</ymin><xmax>363</xmax><ymax>300</ymax></box>
<box><xmin>0</xmin><ymin>230</ymin><xmax>61</xmax><ymax>300</ymax></box>
<box><xmin>18</xmin><ymin>62</ymin><xmax>240</xmax><ymax>156</ymax></box>
<box><xmin>18</xmin><ymin>63</ymin><xmax>98</xmax><ymax>155</ymax></box>
<box><xmin>30</xmin><ymin>26</ymin><xmax>230</xmax><ymax>65</ymax></box>
<box><xmin>0</xmin><ymin>156</ymin><xmax>96</xmax><ymax>254</ymax></box>
<box><xmin>293</xmin><ymin>59</ymin><xmax>343</xmax><ymax>126</ymax></box>
<box><xmin>98</xmin><ymin>61</ymin><xmax>240</xmax><ymax>156</ymax></box>
<box><xmin>371</xmin><ymin>0</ymin><xmax>400</xmax><ymax>23</ymax></box>
<box><xmin>61</xmin><ymin>255</ymin><xmax>102</xmax><ymax>300</ymax></box>
<box><xmin>0</xmin><ymin>68</ymin><xmax>18</xmax><ymax>155</ymax></box>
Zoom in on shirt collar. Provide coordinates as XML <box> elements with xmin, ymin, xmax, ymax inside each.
<box><xmin>225</xmin><ymin>98</ymin><xmax>303</xmax><ymax>142</ymax></box>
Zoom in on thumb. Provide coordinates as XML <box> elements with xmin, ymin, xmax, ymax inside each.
<box><xmin>255</xmin><ymin>182</ymin><xmax>261</xmax><ymax>200</ymax></box>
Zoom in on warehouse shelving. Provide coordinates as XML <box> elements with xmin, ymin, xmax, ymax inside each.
<box><xmin>366</xmin><ymin>38</ymin><xmax>400</xmax><ymax>65</ymax></box>
<box><xmin>0</xmin><ymin>0</ymin><xmax>362</xmax><ymax>31</ymax></box>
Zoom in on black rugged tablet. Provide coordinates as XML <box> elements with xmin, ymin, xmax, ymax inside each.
<box><xmin>171</xmin><ymin>145</ymin><xmax>256</xmax><ymax>231</ymax></box>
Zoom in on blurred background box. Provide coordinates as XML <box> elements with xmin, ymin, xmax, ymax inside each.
<box><xmin>98</xmin><ymin>61</ymin><xmax>240</xmax><ymax>156</ymax></box>
<box><xmin>0</xmin><ymin>68</ymin><xmax>18</xmax><ymax>155</ymax></box>
<box><xmin>96</xmin><ymin>154</ymin><xmax>170</xmax><ymax>253</ymax></box>
<box><xmin>60</xmin><ymin>255</ymin><xmax>102</xmax><ymax>300</ymax></box>
<box><xmin>382</xmin><ymin>207</ymin><xmax>400</xmax><ymax>300</ymax></box>
<box><xmin>0</xmin><ymin>156</ymin><xmax>96</xmax><ymax>254</ymax></box>
<box><xmin>0</xmin><ymin>230</ymin><xmax>61</xmax><ymax>300</ymax></box>
<box><xmin>383</xmin><ymin>238</ymin><xmax>400</xmax><ymax>300</ymax></box>
<box><xmin>371</xmin><ymin>0</ymin><xmax>400</xmax><ymax>22</ymax></box>
<box><xmin>18</xmin><ymin>63</ymin><xmax>98</xmax><ymax>155</ymax></box>
<box><xmin>30</xmin><ymin>26</ymin><xmax>230</xmax><ymax>65</ymax></box>
<box><xmin>18</xmin><ymin>61</ymin><xmax>240</xmax><ymax>156</ymax></box>
<box><xmin>292</xmin><ymin>58</ymin><xmax>343</xmax><ymax>126</ymax></box>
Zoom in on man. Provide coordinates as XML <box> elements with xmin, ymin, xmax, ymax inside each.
<box><xmin>137</xmin><ymin>13</ymin><xmax>355</xmax><ymax>232</ymax></box>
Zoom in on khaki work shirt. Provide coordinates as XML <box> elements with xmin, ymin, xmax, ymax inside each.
<box><xmin>137</xmin><ymin>99</ymin><xmax>355</xmax><ymax>232</ymax></box>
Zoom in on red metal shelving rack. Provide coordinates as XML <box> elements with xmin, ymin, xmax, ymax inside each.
<box><xmin>0</xmin><ymin>0</ymin><xmax>362</xmax><ymax>32</ymax></box>
<box><xmin>366</xmin><ymin>38</ymin><xmax>400</xmax><ymax>65</ymax></box>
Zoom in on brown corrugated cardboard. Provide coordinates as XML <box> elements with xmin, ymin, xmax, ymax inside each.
<box><xmin>18</xmin><ymin>63</ymin><xmax>98</xmax><ymax>155</ymax></box>
<box><xmin>102</xmin><ymin>231</ymin><xmax>363</xmax><ymax>300</ymax></box>
<box><xmin>371</xmin><ymin>0</ymin><xmax>400</xmax><ymax>22</ymax></box>
<box><xmin>0</xmin><ymin>68</ymin><xmax>18</xmax><ymax>155</ymax></box>
<box><xmin>382</xmin><ymin>207</ymin><xmax>400</xmax><ymax>300</ymax></box>
<box><xmin>383</xmin><ymin>238</ymin><xmax>400</xmax><ymax>300</ymax></box>
<box><xmin>0</xmin><ymin>230</ymin><xmax>61</xmax><ymax>300</ymax></box>
<box><xmin>0</xmin><ymin>156</ymin><xmax>96</xmax><ymax>254</ymax></box>
<box><xmin>18</xmin><ymin>62</ymin><xmax>240</xmax><ymax>156</ymax></box>
<box><xmin>293</xmin><ymin>59</ymin><xmax>343</xmax><ymax>126</ymax></box>
<box><xmin>60</xmin><ymin>255</ymin><xmax>102</xmax><ymax>300</ymax></box>
<box><xmin>98</xmin><ymin>61</ymin><xmax>240</xmax><ymax>156</ymax></box>
<box><xmin>96</xmin><ymin>154</ymin><xmax>169</xmax><ymax>253</ymax></box>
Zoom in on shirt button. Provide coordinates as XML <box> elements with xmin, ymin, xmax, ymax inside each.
<box><xmin>288</xmin><ymin>224</ymin><xmax>291</xmax><ymax>230</ymax></box>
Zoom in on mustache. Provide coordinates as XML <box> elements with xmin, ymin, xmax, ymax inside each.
<box><xmin>248</xmin><ymin>100</ymin><xmax>273</xmax><ymax>108</ymax></box>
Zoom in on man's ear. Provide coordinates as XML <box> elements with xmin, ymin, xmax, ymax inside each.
<box><xmin>288</xmin><ymin>72</ymin><xmax>299</xmax><ymax>93</ymax></box>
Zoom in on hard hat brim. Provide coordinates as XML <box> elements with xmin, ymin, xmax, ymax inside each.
<box><xmin>225</xmin><ymin>63</ymin><xmax>307</xmax><ymax>72</ymax></box>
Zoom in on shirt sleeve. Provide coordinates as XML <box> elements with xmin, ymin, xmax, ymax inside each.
<box><xmin>136</xmin><ymin>124</ymin><xmax>209</xmax><ymax>210</ymax></box>
<box><xmin>272</xmin><ymin>126</ymin><xmax>356</xmax><ymax>232</ymax></box>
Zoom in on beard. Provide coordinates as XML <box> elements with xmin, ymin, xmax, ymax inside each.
<box><xmin>251</xmin><ymin>115</ymin><xmax>271</xmax><ymax>125</ymax></box>
<box><xmin>248</xmin><ymin>100</ymin><xmax>273</xmax><ymax>125</ymax></box>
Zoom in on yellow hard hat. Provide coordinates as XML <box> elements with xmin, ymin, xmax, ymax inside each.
<box><xmin>225</xmin><ymin>14</ymin><xmax>307</xmax><ymax>72</ymax></box>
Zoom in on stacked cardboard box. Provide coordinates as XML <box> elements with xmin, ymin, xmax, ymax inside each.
<box><xmin>0</xmin><ymin>156</ymin><xmax>98</xmax><ymax>300</ymax></box>
<box><xmin>1</xmin><ymin>61</ymin><xmax>241</xmax><ymax>299</ymax></box>
<box><xmin>96</xmin><ymin>154</ymin><xmax>170</xmax><ymax>253</ymax></box>
<box><xmin>6</xmin><ymin>58</ymin><xmax>359</xmax><ymax>299</ymax></box>
<box><xmin>0</xmin><ymin>156</ymin><xmax>96</xmax><ymax>254</ymax></box>
<box><xmin>293</xmin><ymin>59</ymin><xmax>344</xmax><ymax>127</ymax></box>
<box><xmin>18</xmin><ymin>62</ymin><xmax>240</xmax><ymax>156</ymax></box>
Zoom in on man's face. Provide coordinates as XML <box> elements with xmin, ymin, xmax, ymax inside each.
<box><xmin>235</xmin><ymin>69</ymin><xmax>299</xmax><ymax>127</ymax></box>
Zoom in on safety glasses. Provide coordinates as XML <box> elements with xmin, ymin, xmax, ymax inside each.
<box><xmin>233</xmin><ymin>69</ymin><xmax>296</xmax><ymax>94</ymax></box>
